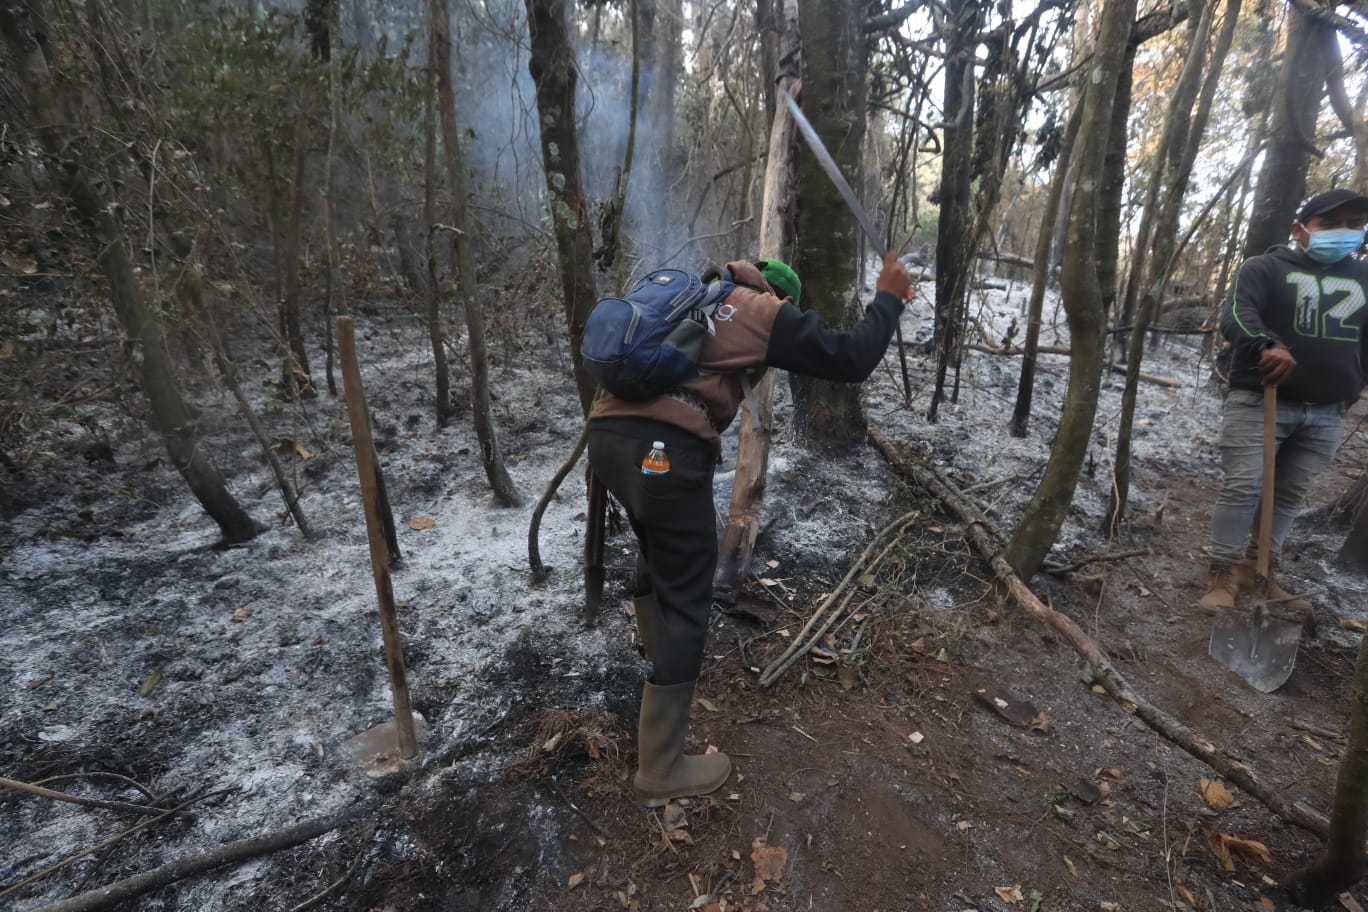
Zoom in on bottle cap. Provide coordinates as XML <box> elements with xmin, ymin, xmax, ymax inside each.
<box><xmin>652</xmin><ymin>441</ymin><xmax>665</xmax><ymax>449</ymax></box>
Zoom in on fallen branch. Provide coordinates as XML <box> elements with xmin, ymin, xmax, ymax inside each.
<box><xmin>1</xmin><ymin>789</ymin><xmax>231</xmax><ymax>901</ymax></box>
<box><xmin>968</xmin><ymin>344</ymin><xmax>1182</xmax><ymax>388</ymax></box>
<box><xmin>1</xmin><ymin>775</ymin><xmax>169</xmax><ymax>817</ymax></box>
<box><xmin>868</xmin><ymin>428</ymin><xmax>1331</xmax><ymax>838</ymax></box>
<box><xmin>757</xmin><ymin>508</ymin><xmax>921</xmax><ymax>687</ymax></box>
<box><xmin>27</xmin><ymin>800</ymin><xmax>374</xmax><ymax>912</ymax></box>
<box><xmin>1043</xmin><ymin>547</ymin><xmax>1154</xmax><ymax>576</ymax></box>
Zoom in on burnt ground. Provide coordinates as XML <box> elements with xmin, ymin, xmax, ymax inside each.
<box><xmin>4</xmin><ymin>292</ymin><xmax>1368</xmax><ymax>912</ymax></box>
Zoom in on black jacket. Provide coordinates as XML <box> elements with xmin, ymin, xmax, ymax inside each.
<box><xmin>1221</xmin><ymin>244</ymin><xmax>1368</xmax><ymax>404</ymax></box>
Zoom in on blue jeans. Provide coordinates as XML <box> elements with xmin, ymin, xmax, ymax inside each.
<box><xmin>1207</xmin><ymin>388</ymin><xmax>1344</xmax><ymax>564</ymax></box>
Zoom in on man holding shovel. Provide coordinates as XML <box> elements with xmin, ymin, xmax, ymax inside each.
<box><xmin>1201</xmin><ymin>189</ymin><xmax>1368</xmax><ymax>617</ymax></box>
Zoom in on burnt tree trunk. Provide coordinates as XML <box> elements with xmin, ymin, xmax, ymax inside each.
<box><xmin>423</xmin><ymin>0</ymin><xmax>452</xmax><ymax>426</ymax></box>
<box><xmin>433</xmin><ymin>0</ymin><xmax>521</xmax><ymax>507</ymax></box>
<box><xmin>927</xmin><ymin>0</ymin><xmax>981</xmax><ymax>423</ymax></box>
<box><xmin>524</xmin><ymin>0</ymin><xmax>600</xmax><ymax>417</ymax></box>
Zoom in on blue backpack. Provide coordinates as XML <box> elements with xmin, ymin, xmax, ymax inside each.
<box><xmin>581</xmin><ymin>268</ymin><xmax>735</xmax><ymax>400</ymax></box>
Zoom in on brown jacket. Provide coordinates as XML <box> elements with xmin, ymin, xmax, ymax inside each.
<box><xmin>589</xmin><ymin>261</ymin><xmax>783</xmax><ymax>452</ymax></box>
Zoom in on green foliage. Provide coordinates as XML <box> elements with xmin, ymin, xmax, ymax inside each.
<box><xmin>161</xmin><ymin>9</ymin><xmax>424</xmax><ymax>182</ymax></box>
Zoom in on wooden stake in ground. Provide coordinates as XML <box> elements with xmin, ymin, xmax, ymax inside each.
<box><xmin>715</xmin><ymin>73</ymin><xmax>797</xmax><ymax>594</ymax></box>
<box><xmin>337</xmin><ymin>317</ymin><xmax>419</xmax><ymax>762</ymax></box>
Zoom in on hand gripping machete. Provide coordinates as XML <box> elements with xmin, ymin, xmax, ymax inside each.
<box><xmin>781</xmin><ymin>87</ymin><xmax>910</xmax><ymax>398</ymax></box>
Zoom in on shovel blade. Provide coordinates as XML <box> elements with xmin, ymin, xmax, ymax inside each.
<box><xmin>1208</xmin><ymin>607</ymin><xmax>1302</xmax><ymax>693</ymax></box>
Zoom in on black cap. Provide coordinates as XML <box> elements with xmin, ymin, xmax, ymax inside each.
<box><xmin>1296</xmin><ymin>188</ymin><xmax>1368</xmax><ymax>223</ymax></box>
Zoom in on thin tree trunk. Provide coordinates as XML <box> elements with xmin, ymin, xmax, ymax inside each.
<box><xmin>927</xmin><ymin>0</ymin><xmax>980</xmax><ymax>423</ymax></box>
<box><xmin>524</xmin><ymin>0</ymin><xmax>600</xmax><ymax>417</ymax></box>
<box><xmin>280</xmin><ymin>115</ymin><xmax>314</xmax><ymax>398</ymax></box>
<box><xmin>424</xmin><ymin>1</ymin><xmax>452</xmax><ymax>426</ymax></box>
<box><xmin>0</xmin><ymin>4</ymin><xmax>258</xmax><ymax>544</ymax></box>
<box><xmin>1105</xmin><ymin>0</ymin><xmax>1239</xmax><ymax>537</ymax></box>
<box><xmin>1004</xmin><ymin>0</ymin><xmax>1136</xmax><ymax>581</ymax></box>
<box><xmin>434</xmin><ymin>0</ymin><xmax>521</xmax><ymax>507</ymax></box>
<box><xmin>1010</xmin><ymin>98</ymin><xmax>1082</xmax><ymax>438</ymax></box>
<box><xmin>177</xmin><ymin>267</ymin><xmax>313</xmax><ymax>540</ymax></box>
<box><xmin>321</xmin><ymin>0</ymin><xmax>342</xmax><ymax>397</ymax></box>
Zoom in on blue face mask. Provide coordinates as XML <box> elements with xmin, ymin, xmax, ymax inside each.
<box><xmin>1305</xmin><ymin>227</ymin><xmax>1366</xmax><ymax>264</ymax></box>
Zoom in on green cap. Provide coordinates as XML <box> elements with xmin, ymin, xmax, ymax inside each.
<box><xmin>754</xmin><ymin>259</ymin><xmax>802</xmax><ymax>306</ymax></box>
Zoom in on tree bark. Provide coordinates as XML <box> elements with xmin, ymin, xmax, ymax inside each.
<box><xmin>1004</xmin><ymin>0</ymin><xmax>1136</xmax><ymax>581</ymax></box>
<box><xmin>434</xmin><ymin>0</ymin><xmax>522</xmax><ymax>507</ymax></box>
<box><xmin>789</xmin><ymin>0</ymin><xmax>869</xmax><ymax>448</ymax></box>
<box><xmin>1243</xmin><ymin>7</ymin><xmax>1332</xmax><ymax>259</ymax></box>
<box><xmin>0</xmin><ymin>3</ymin><xmax>258</xmax><ymax>545</ymax></box>
<box><xmin>524</xmin><ymin>0</ymin><xmax>600</xmax><ymax>417</ymax></box>
<box><xmin>927</xmin><ymin>0</ymin><xmax>981</xmax><ymax>423</ymax></box>
<box><xmin>1010</xmin><ymin>98</ymin><xmax>1082</xmax><ymax>437</ymax></box>
<box><xmin>423</xmin><ymin>8</ymin><xmax>452</xmax><ymax>426</ymax></box>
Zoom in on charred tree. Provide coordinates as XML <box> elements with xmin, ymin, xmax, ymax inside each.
<box><xmin>1010</xmin><ymin>98</ymin><xmax>1082</xmax><ymax>438</ymax></box>
<box><xmin>1004</xmin><ymin>0</ymin><xmax>1136</xmax><ymax>581</ymax></box>
<box><xmin>0</xmin><ymin>4</ymin><xmax>259</xmax><ymax>545</ymax></box>
<box><xmin>524</xmin><ymin>0</ymin><xmax>600</xmax><ymax>416</ymax></box>
<box><xmin>433</xmin><ymin>0</ymin><xmax>522</xmax><ymax>507</ymax></box>
<box><xmin>926</xmin><ymin>0</ymin><xmax>981</xmax><ymax>423</ymax></box>
<box><xmin>423</xmin><ymin>3</ymin><xmax>452</xmax><ymax>427</ymax></box>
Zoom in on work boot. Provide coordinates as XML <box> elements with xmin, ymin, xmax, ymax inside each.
<box><xmin>634</xmin><ymin>680</ymin><xmax>731</xmax><ymax>808</ymax></box>
<box><xmin>632</xmin><ymin>594</ymin><xmax>661</xmax><ymax>663</ymax></box>
<box><xmin>1198</xmin><ymin>562</ymin><xmax>1239</xmax><ymax>612</ymax></box>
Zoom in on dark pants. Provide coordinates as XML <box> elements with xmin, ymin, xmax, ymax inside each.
<box><xmin>588</xmin><ymin>418</ymin><xmax>717</xmax><ymax>685</ymax></box>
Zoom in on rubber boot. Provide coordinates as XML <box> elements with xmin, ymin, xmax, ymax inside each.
<box><xmin>1198</xmin><ymin>562</ymin><xmax>1238</xmax><ymax>612</ymax></box>
<box><xmin>634</xmin><ymin>680</ymin><xmax>731</xmax><ymax>808</ymax></box>
<box><xmin>632</xmin><ymin>594</ymin><xmax>661</xmax><ymax>663</ymax></box>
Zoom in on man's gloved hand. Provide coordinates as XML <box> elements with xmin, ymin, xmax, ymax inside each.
<box><xmin>1259</xmin><ymin>346</ymin><xmax>1296</xmax><ymax>384</ymax></box>
<box><xmin>877</xmin><ymin>252</ymin><xmax>913</xmax><ymax>300</ymax></box>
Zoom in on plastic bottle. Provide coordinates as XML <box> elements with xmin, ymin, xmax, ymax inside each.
<box><xmin>641</xmin><ymin>441</ymin><xmax>671</xmax><ymax>475</ymax></box>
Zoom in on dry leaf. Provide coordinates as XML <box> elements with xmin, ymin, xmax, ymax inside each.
<box><xmin>908</xmin><ymin>731</ymin><xmax>925</xmax><ymax>744</ymax></box>
<box><xmin>1091</xmin><ymin>684</ymin><xmax>1107</xmax><ymax>694</ymax></box>
<box><xmin>697</xmin><ymin>698</ymin><xmax>718</xmax><ymax>712</ymax></box>
<box><xmin>231</xmin><ymin>605</ymin><xmax>254</xmax><ymax>622</ymax></box>
<box><xmin>1199</xmin><ymin>778</ymin><xmax>1234</xmax><ymax>809</ymax></box>
<box><xmin>139</xmin><ymin>669</ymin><xmax>162</xmax><ymax>697</ymax></box>
<box><xmin>1256</xmin><ymin>897</ymin><xmax>1275</xmax><ymax>911</ymax></box>
<box><xmin>1201</xmin><ymin>825</ymin><xmax>1234</xmax><ymax>871</ymax></box>
<box><xmin>1225</xmin><ymin>836</ymin><xmax>1271</xmax><ymax>864</ymax></box>
<box><xmin>1063</xmin><ymin>856</ymin><xmax>1078</xmax><ymax>877</ymax></box>
<box><xmin>568</xmin><ymin>872</ymin><xmax>586</xmax><ymax>889</ymax></box>
<box><xmin>1340</xmin><ymin>893</ymin><xmax>1365</xmax><ymax>912</ymax></box>
<box><xmin>994</xmin><ymin>884</ymin><xmax>1024</xmax><ymax>903</ymax></box>
<box><xmin>1029</xmin><ymin>712</ymin><xmax>1051</xmax><ymax>734</ymax></box>
<box><xmin>750</xmin><ymin>840</ymin><xmax>788</xmax><ymax>895</ymax></box>
<box><xmin>1178</xmin><ymin>884</ymin><xmax>1195</xmax><ymax>903</ymax></box>
<box><xmin>1339</xmin><ymin>617</ymin><xmax>1367</xmax><ymax>631</ymax></box>
<box><xmin>409</xmin><ymin>516</ymin><xmax>436</xmax><ymax>531</ymax></box>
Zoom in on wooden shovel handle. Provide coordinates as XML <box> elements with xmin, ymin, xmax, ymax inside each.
<box><xmin>1257</xmin><ymin>384</ymin><xmax>1276</xmax><ymax>579</ymax></box>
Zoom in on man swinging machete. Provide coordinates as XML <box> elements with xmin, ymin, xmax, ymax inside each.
<box><xmin>584</xmin><ymin>87</ymin><xmax>915</xmax><ymax>807</ymax></box>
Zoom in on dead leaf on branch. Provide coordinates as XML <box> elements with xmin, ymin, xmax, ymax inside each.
<box><xmin>1199</xmin><ymin>824</ymin><xmax>1271</xmax><ymax>872</ymax></box>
